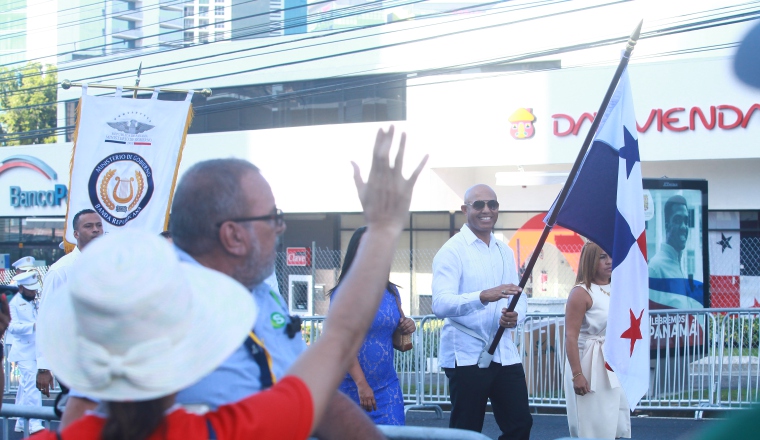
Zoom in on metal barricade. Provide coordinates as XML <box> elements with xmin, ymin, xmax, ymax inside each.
<box><xmin>521</xmin><ymin>314</ymin><xmax>566</xmax><ymax>408</ymax></box>
<box><xmin>0</xmin><ymin>404</ymin><xmax>57</xmax><ymax>438</ymax></box>
<box><xmin>4</xmin><ymin>308</ymin><xmax>756</xmax><ymax>439</ymax></box>
<box><xmin>714</xmin><ymin>309</ymin><xmax>760</xmax><ymax>409</ymax></box>
<box><xmin>409</xmin><ymin>309</ymin><xmax>760</xmax><ymax>414</ymax></box>
<box><xmin>378</xmin><ymin>425</ymin><xmax>490</xmax><ymax>440</ymax></box>
<box><xmin>408</xmin><ymin>317</ymin><xmax>445</xmax><ymax>416</ymax></box>
<box><xmin>642</xmin><ymin>308</ymin><xmax>718</xmax><ymax>411</ymax></box>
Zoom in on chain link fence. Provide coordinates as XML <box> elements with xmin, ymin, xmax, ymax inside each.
<box><xmin>710</xmin><ymin>236</ymin><xmax>760</xmax><ymax>308</ymax></box>
<box><xmin>273</xmin><ymin>238</ymin><xmax>760</xmax><ymax>315</ymax></box>
<box><xmin>0</xmin><ymin>237</ymin><xmax>757</xmax><ymax>315</ymax></box>
<box><xmin>271</xmin><ymin>244</ymin><xmax>583</xmax><ymax>317</ymax></box>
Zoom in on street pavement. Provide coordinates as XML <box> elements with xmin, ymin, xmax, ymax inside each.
<box><xmin>1</xmin><ymin>397</ymin><xmax>720</xmax><ymax>439</ymax></box>
<box><xmin>405</xmin><ymin>410</ymin><xmax>718</xmax><ymax>440</ymax></box>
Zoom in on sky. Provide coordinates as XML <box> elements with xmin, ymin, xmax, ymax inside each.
<box><xmin>16</xmin><ymin>0</ymin><xmax>760</xmax><ymax>69</ymax></box>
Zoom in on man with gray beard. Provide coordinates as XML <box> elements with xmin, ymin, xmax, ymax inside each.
<box><xmin>169</xmin><ymin>159</ymin><xmax>383</xmax><ymax>439</ymax></box>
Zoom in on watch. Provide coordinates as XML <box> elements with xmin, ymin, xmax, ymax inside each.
<box><xmin>38</xmin><ymin>369</ymin><xmax>50</xmax><ymax>373</ymax></box>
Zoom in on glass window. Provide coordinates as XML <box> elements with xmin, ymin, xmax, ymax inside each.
<box><xmin>184</xmin><ymin>6</ymin><xmax>193</xmax><ymax>16</ymax></box>
<box><xmin>0</xmin><ymin>218</ymin><xmax>21</xmax><ymax>242</ymax></box>
<box><xmin>184</xmin><ymin>18</ymin><xmax>194</xmax><ymax>28</ymax></box>
<box><xmin>112</xmin><ymin>19</ymin><xmax>131</xmax><ymax>33</ymax></box>
<box><xmin>199</xmin><ymin>6</ymin><xmax>208</xmax><ymax>16</ymax></box>
<box><xmin>0</xmin><ymin>35</ymin><xmax>25</xmax><ymax>52</ymax></box>
<box><xmin>21</xmin><ymin>219</ymin><xmax>65</xmax><ymax>243</ymax></box>
<box><xmin>214</xmin><ymin>31</ymin><xmax>224</xmax><ymax>40</ymax></box>
<box><xmin>199</xmin><ymin>0</ymin><xmax>208</xmax><ymax>3</ymax></box>
<box><xmin>199</xmin><ymin>18</ymin><xmax>209</xmax><ymax>27</ymax></box>
<box><xmin>215</xmin><ymin>20</ymin><xmax>224</xmax><ymax>28</ymax></box>
<box><xmin>184</xmin><ymin>31</ymin><xmax>194</xmax><ymax>42</ymax></box>
<box><xmin>199</xmin><ymin>32</ymin><xmax>209</xmax><ymax>43</ymax></box>
<box><xmin>215</xmin><ymin>6</ymin><xmax>224</xmax><ymax>15</ymax></box>
<box><xmin>412</xmin><ymin>213</ymin><xmax>450</xmax><ymax>229</ymax></box>
<box><xmin>187</xmin><ymin>75</ymin><xmax>406</xmax><ymax>135</ymax></box>
<box><xmin>111</xmin><ymin>38</ymin><xmax>136</xmax><ymax>50</ymax></box>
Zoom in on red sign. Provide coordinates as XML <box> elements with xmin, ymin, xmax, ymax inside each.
<box><xmin>552</xmin><ymin>103</ymin><xmax>760</xmax><ymax>136</ymax></box>
<box><xmin>286</xmin><ymin>247</ymin><xmax>311</xmax><ymax>267</ymax></box>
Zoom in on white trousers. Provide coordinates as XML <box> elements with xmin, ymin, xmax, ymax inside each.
<box><xmin>13</xmin><ymin>360</ymin><xmax>43</xmax><ymax>431</ymax></box>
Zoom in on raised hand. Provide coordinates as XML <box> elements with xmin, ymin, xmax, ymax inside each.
<box><xmin>352</xmin><ymin>125</ymin><xmax>428</xmax><ymax>232</ymax></box>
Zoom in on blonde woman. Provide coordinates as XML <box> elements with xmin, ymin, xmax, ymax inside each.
<box><xmin>564</xmin><ymin>241</ymin><xmax>631</xmax><ymax>439</ymax></box>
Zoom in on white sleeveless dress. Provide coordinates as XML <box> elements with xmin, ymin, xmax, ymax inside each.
<box><xmin>564</xmin><ymin>283</ymin><xmax>631</xmax><ymax>439</ymax></box>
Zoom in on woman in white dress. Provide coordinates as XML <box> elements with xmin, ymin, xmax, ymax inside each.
<box><xmin>564</xmin><ymin>241</ymin><xmax>631</xmax><ymax>439</ymax></box>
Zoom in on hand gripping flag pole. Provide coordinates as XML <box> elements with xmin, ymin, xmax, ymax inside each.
<box><xmin>486</xmin><ymin>20</ymin><xmax>643</xmax><ymax>357</ymax></box>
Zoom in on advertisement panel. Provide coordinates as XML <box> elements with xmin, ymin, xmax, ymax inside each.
<box><xmin>644</xmin><ymin>178</ymin><xmax>709</xmax><ymax>352</ymax></box>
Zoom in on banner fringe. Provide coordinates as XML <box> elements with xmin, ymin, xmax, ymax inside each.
<box><xmin>163</xmin><ymin>103</ymin><xmax>195</xmax><ymax>232</ymax></box>
<box><xmin>62</xmin><ymin>97</ymin><xmax>84</xmax><ymax>254</ymax></box>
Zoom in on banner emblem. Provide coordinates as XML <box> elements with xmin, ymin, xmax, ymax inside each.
<box><xmin>88</xmin><ymin>153</ymin><xmax>154</xmax><ymax>226</ymax></box>
<box><xmin>106</xmin><ymin>112</ymin><xmax>155</xmax><ymax>146</ymax></box>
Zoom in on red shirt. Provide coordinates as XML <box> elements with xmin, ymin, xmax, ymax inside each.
<box><xmin>32</xmin><ymin>376</ymin><xmax>313</xmax><ymax>440</ymax></box>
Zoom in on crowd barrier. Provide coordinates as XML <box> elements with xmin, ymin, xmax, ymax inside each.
<box><xmin>0</xmin><ymin>407</ymin><xmax>492</xmax><ymax>440</ymax></box>
<box><xmin>1</xmin><ymin>309</ymin><xmax>757</xmax><ymax>438</ymax></box>
<box><xmin>302</xmin><ymin>308</ymin><xmax>760</xmax><ymax>417</ymax></box>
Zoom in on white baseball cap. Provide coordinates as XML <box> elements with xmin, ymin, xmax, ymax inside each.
<box><xmin>38</xmin><ymin>230</ymin><xmax>257</xmax><ymax>401</ymax></box>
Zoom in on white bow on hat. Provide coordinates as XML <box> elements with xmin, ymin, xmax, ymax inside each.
<box><xmin>77</xmin><ymin>336</ymin><xmax>173</xmax><ymax>391</ymax></box>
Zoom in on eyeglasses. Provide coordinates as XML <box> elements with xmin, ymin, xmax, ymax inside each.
<box><xmin>216</xmin><ymin>209</ymin><xmax>285</xmax><ymax>228</ymax></box>
<box><xmin>465</xmin><ymin>200</ymin><xmax>499</xmax><ymax>211</ymax></box>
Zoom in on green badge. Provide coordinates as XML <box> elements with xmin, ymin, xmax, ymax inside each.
<box><xmin>270</xmin><ymin>312</ymin><xmax>286</xmax><ymax>329</ymax></box>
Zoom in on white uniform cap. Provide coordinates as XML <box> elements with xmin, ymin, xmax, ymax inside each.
<box><xmin>12</xmin><ymin>256</ymin><xmax>36</xmax><ymax>271</ymax></box>
<box><xmin>12</xmin><ymin>270</ymin><xmax>40</xmax><ymax>291</ymax></box>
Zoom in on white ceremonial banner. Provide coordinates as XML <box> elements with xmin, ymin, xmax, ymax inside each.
<box><xmin>64</xmin><ymin>86</ymin><xmax>193</xmax><ymax>248</ymax></box>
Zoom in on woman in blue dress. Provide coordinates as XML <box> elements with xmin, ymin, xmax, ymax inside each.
<box><xmin>329</xmin><ymin>226</ymin><xmax>416</xmax><ymax>425</ymax></box>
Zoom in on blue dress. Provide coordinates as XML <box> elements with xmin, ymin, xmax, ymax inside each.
<box><xmin>331</xmin><ymin>287</ymin><xmax>405</xmax><ymax>425</ymax></box>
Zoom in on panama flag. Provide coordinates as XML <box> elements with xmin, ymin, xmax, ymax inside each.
<box><xmin>548</xmin><ymin>68</ymin><xmax>649</xmax><ymax>410</ymax></box>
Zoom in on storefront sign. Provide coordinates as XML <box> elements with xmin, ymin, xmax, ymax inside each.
<box><xmin>286</xmin><ymin>247</ymin><xmax>311</xmax><ymax>266</ymax></box>
<box><xmin>10</xmin><ymin>185</ymin><xmax>68</xmax><ymax>207</ymax></box>
<box><xmin>0</xmin><ymin>153</ymin><xmax>69</xmax><ymax>214</ymax></box>
<box><xmin>552</xmin><ymin>103</ymin><xmax>760</xmax><ymax>137</ymax></box>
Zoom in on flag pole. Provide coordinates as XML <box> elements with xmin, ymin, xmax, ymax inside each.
<box><xmin>487</xmin><ymin>20</ymin><xmax>643</xmax><ymax>356</ymax></box>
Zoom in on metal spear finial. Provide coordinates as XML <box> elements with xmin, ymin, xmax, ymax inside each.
<box><xmin>133</xmin><ymin>62</ymin><xmax>143</xmax><ymax>99</ymax></box>
<box><xmin>626</xmin><ymin>20</ymin><xmax>644</xmax><ymax>53</ymax></box>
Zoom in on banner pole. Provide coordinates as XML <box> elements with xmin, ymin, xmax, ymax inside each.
<box><xmin>487</xmin><ymin>20</ymin><xmax>643</xmax><ymax>356</ymax></box>
<box><xmin>60</xmin><ymin>79</ymin><xmax>212</xmax><ymax>97</ymax></box>
<box><xmin>132</xmin><ymin>62</ymin><xmax>143</xmax><ymax>99</ymax></box>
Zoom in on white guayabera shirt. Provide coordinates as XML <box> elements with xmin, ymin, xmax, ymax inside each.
<box><xmin>432</xmin><ymin>224</ymin><xmax>527</xmax><ymax>369</ymax></box>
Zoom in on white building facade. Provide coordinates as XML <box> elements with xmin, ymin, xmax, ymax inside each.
<box><xmin>2</xmin><ymin>0</ymin><xmax>759</xmax><ymax>312</ymax></box>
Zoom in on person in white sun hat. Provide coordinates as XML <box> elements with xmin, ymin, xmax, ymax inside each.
<box><xmin>8</xmin><ymin>271</ymin><xmax>44</xmax><ymax>434</ymax></box>
<box><xmin>32</xmin><ymin>126</ymin><xmax>427</xmax><ymax>440</ymax></box>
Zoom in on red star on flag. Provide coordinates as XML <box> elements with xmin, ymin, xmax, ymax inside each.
<box><xmin>620</xmin><ymin>308</ymin><xmax>645</xmax><ymax>356</ymax></box>
<box><xmin>752</xmin><ymin>298</ymin><xmax>760</xmax><ymax>308</ymax></box>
